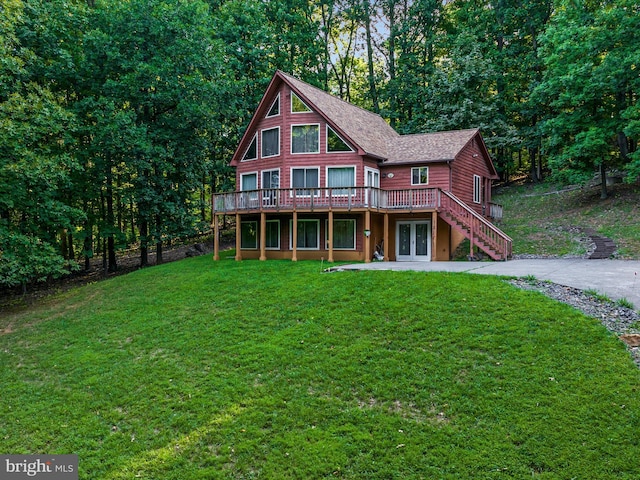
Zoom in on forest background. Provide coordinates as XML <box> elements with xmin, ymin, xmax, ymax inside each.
<box><xmin>1</xmin><ymin>0</ymin><xmax>638</xmax><ymax>288</ymax></box>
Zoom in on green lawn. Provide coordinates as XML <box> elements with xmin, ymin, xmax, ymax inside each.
<box><xmin>1</xmin><ymin>256</ymin><xmax>639</xmax><ymax>479</ymax></box>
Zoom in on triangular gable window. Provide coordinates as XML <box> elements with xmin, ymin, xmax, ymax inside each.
<box><xmin>291</xmin><ymin>92</ymin><xmax>312</xmax><ymax>113</ymax></box>
<box><xmin>242</xmin><ymin>134</ymin><xmax>258</xmax><ymax>161</ymax></box>
<box><xmin>266</xmin><ymin>94</ymin><xmax>280</xmax><ymax>118</ymax></box>
<box><xmin>327</xmin><ymin>126</ymin><xmax>353</xmax><ymax>152</ymax></box>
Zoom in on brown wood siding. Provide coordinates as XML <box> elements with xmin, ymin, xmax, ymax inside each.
<box><xmin>450</xmin><ymin>139</ymin><xmax>493</xmax><ymax>215</ymax></box>
<box><xmin>238</xmin><ymin>212</ymin><xmax>366</xmax><ymax>255</ymax></box>
<box><xmin>380</xmin><ymin>163</ymin><xmax>451</xmax><ymax>191</ymax></box>
<box><xmin>235</xmin><ymin>85</ymin><xmax>366</xmax><ymax>189</ymax></box>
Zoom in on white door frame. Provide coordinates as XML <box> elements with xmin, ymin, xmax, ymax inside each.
<box><xmin>396</xmin><ymin>220</ymin><xmax>431</xmax><ymax>261</ymax></box>
<box><xmin>364</xmin><ymin>167</ymin><xmax>380</xmax><ymax>207</ymax></box>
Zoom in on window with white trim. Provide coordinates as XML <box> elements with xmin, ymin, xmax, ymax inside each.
<box><xmin>240</xmin><ymin>172</ymin><xmax>258</xmax><ymax>207</ymax></box>
<box><xmin>266</xmin><ymin>94</ymin><xmax>280</xmax><ymax>117</ymax></box>
<box><xmin>261</xmin><ymin>127</ymin><xmax>280</xmax><ymax>158</ymax></box>
<box><xmin>290</xmin><ymin>219</ymin><xmax>319</xmax><ymax>250</ymax></box>
<box><xmin>291</xmin><ymin>124</ymin><xmax>320</xmax><ymax>154</ymax></box>
<box><xmin>240</xmin><ymin>172</ymin><xmax>257</xmax><ymax>191</ymax></box>
<box><xmin>327</xmin><ymin>166</ymin><xmax>355</xmax><ymax>195</ymax></box>
<box><xmin>327</xmin><ymin>126</ymin><xmax>353</xmax><ymax>152</ymax></box>
<box><xmin>265</xmin><ymin>220</ymin><xmax>280</xmax><ymax>249</ymax></box>
<box><xmin>262</xmin><ymin>169</ymin><xmax>280</xmax><ymax>206</ymax></box>
<box><xmin>473</xmin><ymin>175</ymin><xmax>482</xmax><ymax>203</ymax></box>
<box><xmin>291</xmin><ymin>92</ymin><xmax>311</xmax><ymax>113</ymax></box>
<box><xmin>242</xmin><ymin>134</ymin><xmax>257</xmax><ymax>161</ymax></box>
<box><xmin>262</xmin><ymin>169</ymin><xmax>280</xmax><ymax>189</ymax></box>
<box><xmin>411</xmin><ymin>167</ymin><xmax>429</xmax><ymax>185</ymax></box>
<box><xmin>291</xmin><ymin>167</ymin><xmax>319</xmax><ymax>196</ymax></box>
<box><xmin>240</xmin><ymin>221</ymin><xmax>257</xmax><ymax>249</ymax></box>
<box><xmin>325</xmin><ymin>218</ymin><xmax>356</xmax><ymax>250</ymax></box>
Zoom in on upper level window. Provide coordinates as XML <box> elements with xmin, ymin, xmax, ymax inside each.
<box><xmin>242</xmin><ymin>134</ymin><xmax>257</xmax><ymax>161</ymax></box>
<box><xmin>261</xmin><ymin>127</ymin><xmax>280</xmax><ymax>158</ymax></box>
<box><xmin>266</xmin><ymin>94</ymin><xmax>280</xmax><ymax>117</ymax></box>
<box><xmin>291</xmin><ymin>167</ymin><xmax>319</xmax><ymax>196</ymax></box>
<box><xmin>411</xmin><ymin>167</ymin><xmax>429</xmax><ymax>186</ymax></box>
<box><xmin>291</xmin><ymin>92</ymin><xmax>311</xmax><ymax>113</ymax></box>
<box><xmin>327</xmin><ymin>126</ymin><xmax>353</xmax><ymax>152</ymax></box>
<box><xmin>291</xmin><ymin>125</ymin><xmax>320</xmax><ymax>154</ymax></box>
<box><xmin>327</xmin><ymin>166</ymin><xmax>355</xmax><ymax>195</ymax></box>
<box><xmin>240</xmin><ymin>172</ymin><xmax>257</xmax><ymax>191</ymax></box>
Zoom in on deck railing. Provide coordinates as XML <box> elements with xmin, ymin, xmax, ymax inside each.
<box><xmin>213</xmin><ymin>187</ymin><xmax>440</xmax><ymax>213</ymax></box>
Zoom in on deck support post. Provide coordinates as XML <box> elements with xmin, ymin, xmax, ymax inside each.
<box><xmin>235</xmin><ymin>213</ymin><xmax>242</xmax><ymax>261</ymax></box>
<box><xmin>383</xmin><ymin>213</ymin><xmax>389</xmax><ymax>262</ymax></box>
<box><xmin>469</xmin><ymin>221</ymin><xmax>474</xmax><ymax>259</ymax></box>
<box><xmin>213</xmin><ymin>214</ymin><xmax>220</xmax><ymax>261</ymax></box>
<box><xmin>328</xmin><ymin>210</ymin><xmax>334</xmax><ymax>263</ymax></box>
<box><xmin>364</xmin><ymin>210</ymin><xmax>371</xmax><ymax>263</ymax></box>
<box><xmin>292</xmin><ymin>210</ymin><xmax>298</xmax><ymax>262</ymax></box>
<box><xmin>259</xmin><ymin>212</ymin><xmax>267</xmax><ymax>261</ymax></box>
<box><xmin>431</xmin><ymin>211</ymin><xmax>437</xmax><ymax>261</ymax></box>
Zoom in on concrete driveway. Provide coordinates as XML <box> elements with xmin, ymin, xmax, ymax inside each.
<box><xmin>336</xmin><ymin>259</ymin><xmax>640</xmax><ymax>309</ymax></box>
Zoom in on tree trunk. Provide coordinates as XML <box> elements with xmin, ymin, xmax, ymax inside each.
<box><xmin>386</xmin><ymin>0</ymin><xmax>397</xmax><ymax>129</ymax></box>
<box><xmin>106</xmin><ymin>165</ymin><xmax>117</xmax><ymax>272</ymax></box>
<box><xmin>68</xmin><ymin>232</ymin><xmax>74</xmax><ymax>260</ymax></box>
<box><xmin>364</xmin><ymin>1</ymin><xmax>380</xmax><ymax>114</ymax></box>
<box><xmin>156</xmin><ymin>241</ymin><xmax>163</xmax><ymax>264</ymax></box>
<box><xmin>84</xmin><ymin>226</ymin><xmax>92</xmax><ymax>271</ymax></box>
<box><xmin>600</xmin><ymin>161</ymin><xmax>608</xmax><ymax>199</ymax></box>
<box><xmin>140</xmin><ymin>218</ymin><xmax>149</xmax><ymax>267</ymax></box>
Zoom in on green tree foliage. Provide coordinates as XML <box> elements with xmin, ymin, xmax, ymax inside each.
<box><xmin>535</xmin><ymin>0</ymin><xmax>639</xmax><ymax>194</ymax></box>
<box><xmin>79</xmin><ymin>0</ymin><xmax>220</xmax><ymax>266</ymax></box>
<box><xmin>0</xmin><ymin>0</ymin><xmax>83</xmax><ymax>288</ymax></box>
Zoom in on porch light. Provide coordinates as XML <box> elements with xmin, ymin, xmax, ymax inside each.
<box><xmin>364</xmin><ymin>229</ymin><xmax>371</xmax><ymax>237</ymax></box>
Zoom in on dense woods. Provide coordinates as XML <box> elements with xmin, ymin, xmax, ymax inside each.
<box><xmin>1</xmin><ymin>0</ymin><xmax>638</xmax><ymax>287</ymax></box>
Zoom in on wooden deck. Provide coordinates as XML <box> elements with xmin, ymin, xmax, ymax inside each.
<box><xmin>212</xmin><ymin>187</ymin><xmax>510</xmax><ymax>261</ymax></box>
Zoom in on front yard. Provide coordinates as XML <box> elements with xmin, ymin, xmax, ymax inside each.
<box><xmin>1</xmin><ymin>257</ymin><xmax>639</xmax><ymax>478</ymax></box>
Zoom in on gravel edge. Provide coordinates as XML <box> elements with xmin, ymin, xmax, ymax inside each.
<box><xmin>508</xmin><ymin>278</ymin><xmax>640</xmax><ymax>367</ymax></box>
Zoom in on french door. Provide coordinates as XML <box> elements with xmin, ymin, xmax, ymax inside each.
<box><xmin>396</xmin><ymin>220</ymin><xmax>431</xmax><ymax>261</ymax></box>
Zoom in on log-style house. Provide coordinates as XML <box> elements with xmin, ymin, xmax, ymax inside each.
<box><xmin>212</xmin><ymin>71</ymin><xmax>512</xmax><ymax>262</ymax></box>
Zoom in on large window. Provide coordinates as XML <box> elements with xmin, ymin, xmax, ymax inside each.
<box><xmin>411</xmin><ymin>167</ymin><xmax>429</xmax><ymax>186</ymax></box>
<box><xmin>241</xmin><ymin>172</ymin><xmax>257</xmax><ymax>191</ymax></box>
<box><xmin>327</xmin><ymin>126</ymin><xmax>353</xmax><ymax>152</ymax></box>
<box><xmin>265</xmin><ymin>220</ymin><xmax>280</xmax><ymax>249</ymax></box>
<box><xmin>242</xmin><ymin>134</ymin><xmax>257</xmax><ymax>161</ymax></box>
<box><xmin>240</xmin><ymin>172</ymin><xmax>258</xmax><ymax>207</ymax></box>
<box><xmin>262</xmin><ymin>169</ymin><xmax>280</xmax><ymax>189</ymax></box>
<box><xmin>291</xmin><ymin>92</ymin><xmax>311</xmax><ymax>113</ymax></box>
<box><xmin>261</xmin><ymin>127</ymin><xmax>280</xmax><ymax>158</ymax></box>
<box><xmin>326</xmin><ymin>219</ymin><xmax>356</xmax><ymax>250</ymax></box>
<box><xmin>327</xmin><ymin>166</ymin><xmax>355</xmax><ymax>195</ymax></box>
<box><xmin>290</xmin><ymin>219</ymin><xmax>319</xmax><ymax>250</ymax></box>
<box><xmin>291</xmin><ymin>125</ymin><xmax>320</xmax><ymax>154</ymax></box>
<box><xmin>241</xmin><ymin>221</ymin><xmax>257</xmax><ymax>249</ymax></box>
<box><xmin>291</xmin><ymin>167</ymin><xmax>319</xmax><ymax>196</ymax></box>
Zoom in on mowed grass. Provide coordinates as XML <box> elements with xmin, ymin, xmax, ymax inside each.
<box><xmin>493</xmin><ymin>182</ymin><xmax>640</xmax><ymax>258</ymax></box>
<box><xmin>1</xmin><ymin>256</ymin><xmax>640</xmax><ymax>479</ymax></box>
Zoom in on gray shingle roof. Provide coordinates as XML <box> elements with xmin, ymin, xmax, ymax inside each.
<box><xmin>280</xmin><ymin>72</ymin><xmax>480</xmax><ymax>165</ymax></box>
<box><xmin>280</xmin><ymin>72</ymin><xmax>398</xmax><ymax>159</ymax></box>
<box><xmin>384</xmin><ymin>129</ymin><xmax>480</xmax><ymax>164</ymax></box>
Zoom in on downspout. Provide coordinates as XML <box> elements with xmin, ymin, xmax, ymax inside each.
<box><xmin>447</xmin><ymin>160</ymin><xmax>452</xmax><ymax>257</ymax></box>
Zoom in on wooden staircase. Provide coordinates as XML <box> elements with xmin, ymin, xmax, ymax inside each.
<box><xmin>438</xmin><ymin>191</ymin><xmax>512</xmax><ymax>261</ymax></box>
